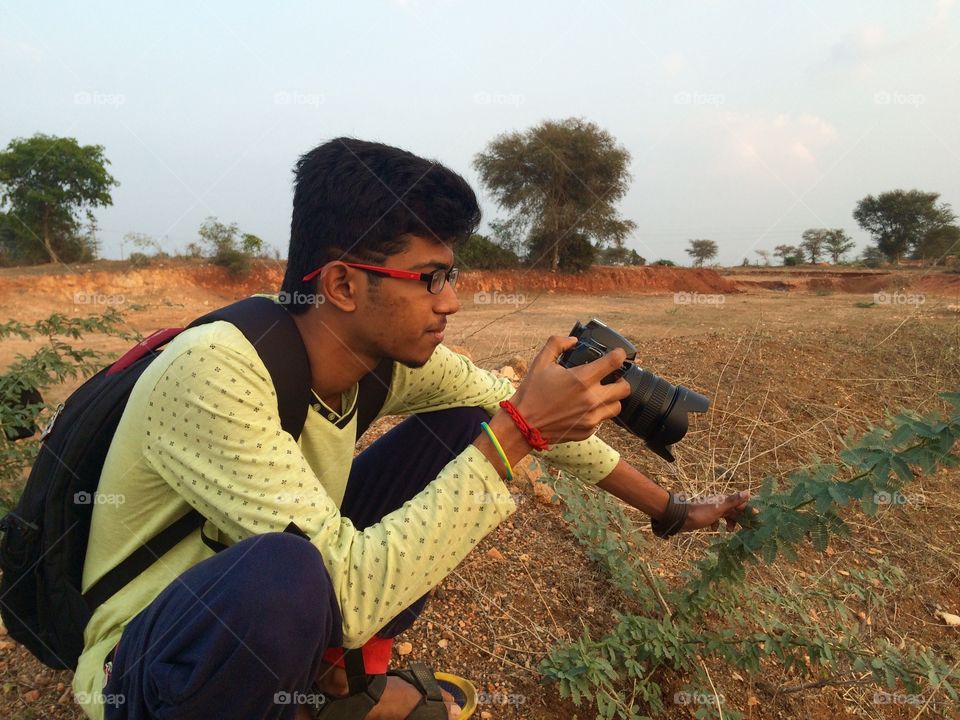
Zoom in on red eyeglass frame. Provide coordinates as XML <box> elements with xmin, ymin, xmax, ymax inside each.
<box><xmin>302</xmin><ymin>261</ymin><xmax>458</xmax><ymax>294</ymax></box>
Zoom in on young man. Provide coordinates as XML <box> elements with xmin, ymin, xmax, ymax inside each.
<box><xmin>74</xmin><ymin>138</ymin><xmax>750</xmax><ymax>720</ymax></box>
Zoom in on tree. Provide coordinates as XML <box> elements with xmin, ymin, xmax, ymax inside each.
<box><xmin>853</xmin><ymin>190</ymin><xmax>957</xmax><ymax>264</ymax></box>
<box><xmin>456</xmin><ymin>233</ymin><xmax>520</xmax><ymax>269</ymax></box>
<box><xmin>755</xmin><ymin>249</ymin><xmax>771</xmax><ymax>266</ymax></box>
<box><xmin>0</xmin><ymin>134</ymin><xmax>118</xmax><ymax>264</ymax></box>
<box><xmin>823</xmin><ymin>229</ymin><xmax>855</xmax><ymax>263</ymax></box>
<box><xmin>774</xmin><ymin>244</ymin><xmax>802</xmax><ymax>265</ymax></box>
<box><xmin>597</xmin><ymin>245</ymin><xmax>645</xmax><ymax>266</ymax></box>
<box><xmin>685</xmin><ymin>239</ymin><xmax>718</xmax><ymax>267</ymax></box>
<box><xmin>800</xmin><ymin>228</ymin><xmax>828</xmax><ymax>264</ymax></box>
<box><xmin>913</xmin><ymin>224</ymin><xmax>960</xmax><ymax>264</ymax></box>
<box><xmin>473</xmin><ymin>118</ymin><xmax>635</xmax><ymax>272</ymax></box>
<box><xmin>198</xmin><ymin>217</ymin><xmax>260</xmax><ymax>275</ymax></box>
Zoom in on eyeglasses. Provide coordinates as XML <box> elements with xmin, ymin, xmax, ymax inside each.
<box><xmin>302</xmin><ymin>262</ymin><xmax>459</xmax><ymax>295</ymax></box>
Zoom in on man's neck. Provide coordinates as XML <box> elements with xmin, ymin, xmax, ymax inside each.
<box><xmin>291</xmin><ymin>311</ymin><xmax>378</xmax><ymax>403</ymax></box>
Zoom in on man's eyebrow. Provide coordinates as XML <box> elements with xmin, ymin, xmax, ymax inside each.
<box><xmin>409</xmin><ymin>260</ymin><xmax>452</xmax><ymax>271</ymax></box>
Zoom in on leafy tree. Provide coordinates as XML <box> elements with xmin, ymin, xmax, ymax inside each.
<box><xmin>597</xmin><ymin>245</ymin><xmax>645</xmax><ymax>266</ymax></box>
<box><xmin>197</xmin><ymin>217</ymin><xmax>260</xmax><ymax>276</ymax></box>
<box><xmin>823</xmin><ymin>229</ymin><xmax>855</xmax><ymax>263</ymax></box>
<box><xmin>652</xmin><ymin>259</ymin><xmax>676</xmax><ymax>267</ymax></box>
<box><xmin>859</xmin><ymin>245</ymin><xmax>886</xmax><ymax>268</ymax></box>
<box><xmin>455</xmin><ymin>233</ymin><xmax>520</xmax><ymax>269</ymax></box>
<box><xmin>774</xmin><ymin>244</ymin><xmax>802</xmax><ymax>265</ymax></box>
<box><xmin>473</xmin><ymin>118</ymin><xmax>635</xmax><ymax>273</ymax></box>
<box><xmin>800</xmin><ymin>228</ymin><xmax>828</xmax><ymax>264</ymax></box>
<box><xmin>914</xmin><ymin>224</ymin><xmax>960</xmax><ymax>264</ymax></box>
<box><xmin>241</xmin><ymin>233</ymin><xmax>264</xmax><ymax>257</ymax></box>
<box><xmin>685</xmin><ymin>238</ymin><xmax>718</xmax><ymax>267</ymax></box>
<box><xmin>853</xmin><ymin>189</ymin><xmax>957</xmax><ymax>264</ymax></box>
<box><xmin>0</xmin><ymin>134</ymin><xmax>118</xmax><ymax>264</ymax></box>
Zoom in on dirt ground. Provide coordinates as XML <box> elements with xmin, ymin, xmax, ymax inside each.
<box><xmin>1</xmin><ymin>261</ymin><xmax>959</xmax><ymax>719</ymax></box>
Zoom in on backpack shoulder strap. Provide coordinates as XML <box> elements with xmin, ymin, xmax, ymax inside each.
<box><xmin>84</xmin><ymin>297</ymin><xmax>312</xmax><ymax>611</ymax></box>
<box><xmin>188</xmin><ymin>296</ymin><xmax>312</xmax><ymax>440</ymax></box>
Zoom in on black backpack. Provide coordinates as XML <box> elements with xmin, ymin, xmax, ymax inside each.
<box><xmin>0</xmin><ymin>296</ymin><xmax>392</xmax><ymax>670</ymax></box>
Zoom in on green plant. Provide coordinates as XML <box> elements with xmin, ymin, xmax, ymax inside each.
<box><xmin>539</xmin><ymin>393</ymin><xmax>960</xmax><ymax>719</ymax></box>
<box><xmin>0</xmin><ymin>311</ymin><xmax>134</xmax><ymax>512</ymax></box>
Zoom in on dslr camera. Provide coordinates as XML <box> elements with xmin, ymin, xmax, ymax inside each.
<box><xmin>558</xmin><ymin>319</ymin><xmax>709</xmax><ymax>462</ymax></box>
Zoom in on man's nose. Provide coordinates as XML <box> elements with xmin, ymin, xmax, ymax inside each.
<box><xmin>435</xmin><ymin>280</ymin><xmax>460</xmax><ymax>315</ymax></box>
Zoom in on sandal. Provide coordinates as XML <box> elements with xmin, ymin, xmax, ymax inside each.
<box><xmin>309</xmin><ymin>650</ymin><xmax>477</xmax><ymax>719</ymax></box>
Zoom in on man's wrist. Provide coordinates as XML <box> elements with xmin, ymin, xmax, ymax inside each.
<box><xmin>473</xmin><ymin>411</ymin><xmax>533</xmax><ymax>479</ymax></box>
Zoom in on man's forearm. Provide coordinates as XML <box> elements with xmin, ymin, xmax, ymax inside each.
<box><xmin>596</xmin><ymin>458</ymin><xmax>671</xmax><ymax>518</ymax></box>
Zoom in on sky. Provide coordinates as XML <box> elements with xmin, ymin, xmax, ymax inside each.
<box><xmin>1</xmin><ymin>0</ymin><xmax>958</xmax><ymax>266</ymax></box>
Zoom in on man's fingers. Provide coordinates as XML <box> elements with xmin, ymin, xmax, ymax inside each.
<box><xmin>532</xmin><ymin>335</ymin><xmax>578</xmax><ymax>371</ymax></box>
<box><xmin>575</xmin><ymin>346</ymin><xmax>627</xmax><ymax>384</ymax></box>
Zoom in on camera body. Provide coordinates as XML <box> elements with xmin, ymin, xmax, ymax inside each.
<box><xmin>557</xmin><ymin>319</ymin><xmax>709</xmax><ymax>462</ymax></box>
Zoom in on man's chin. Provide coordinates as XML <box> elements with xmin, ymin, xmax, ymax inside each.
<box><xmin>395</xmin><ymin>345</ymin><xmax>438</xmax><ymax>369</ymax></box>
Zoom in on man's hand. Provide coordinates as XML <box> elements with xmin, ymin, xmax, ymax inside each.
<box><xmin>509</xmin><ymin>335</ymin><xmax>631</xmax><ymax>445</ymax></box>
<box><xmin>681</xmin><ymin>490</ymin><xmax>752</xmax><ymax>532</ymax></box>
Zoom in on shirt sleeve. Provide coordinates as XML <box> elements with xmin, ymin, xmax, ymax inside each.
<box><xmin>140</xmin><ymin>337</ymin><xmax>517</xmax><ymax>648</ymax></box>
<box><xmin>382</xmin><ymin>344</ymin><xmax>621</xmax><ymax>484</ymax></box>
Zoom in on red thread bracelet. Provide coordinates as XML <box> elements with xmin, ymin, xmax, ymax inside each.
<box><xmin>499</xmin><ymin>400</ymin><xmax>550</xmax><ymax>451</ymax></box>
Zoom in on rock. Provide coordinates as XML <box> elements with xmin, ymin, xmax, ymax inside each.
<box><xmin>507</xmin><ymin>354</ymin><xmax>528</xmax><ymax>378</ymax></box>
<box><xmin>480</xmin><ymin>712</ymin><xmax>493</xmax><ymax>719</ymax></box>
<box><xmin>497</xmin><ymin>365</ymin><xmax>518</xmax><ymax>382</ymax></box>
<box><xmin>23</xmin><ymin>689</ymin><xmax>40</xmax><ymax>703</ymax></box>
<box><xmin>532</xmin><ymin>481</ymin><xmax>559</xmax><ymax>506</ymax></box>
<box><xmin>397</xmin><ymin>641</ymin><xmax>413</xmax><ymax>656</ymax></box>
<box><xmin>437</xmin><ymin>638</ymin><xmax>449</xmax><ymax>649</ymax></box>
<box><xmin>937</xmin><ymin>610</ymin><xmax>960</xmax><ymax>626</ymax></box>
<box><xmin>486</xmin><ymin>548</ymin><xmax>505</xmax><ymax>562</ymax></box>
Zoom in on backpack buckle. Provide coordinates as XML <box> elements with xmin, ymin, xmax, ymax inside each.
<box><xmin>39</xmin><ymin>403</ymin><xmax>65</xmax><ymax>442</ymax></box>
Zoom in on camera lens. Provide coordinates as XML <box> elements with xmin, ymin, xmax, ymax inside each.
<box><xmin>614</xmin><ymin>366</ymin><xmax>709</xmax><ymax>462</ymax></box>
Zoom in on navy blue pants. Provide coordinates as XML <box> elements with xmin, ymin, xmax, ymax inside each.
<box><xmin>102</xmin><ymin>406</ymin><xmax>488</xmax><ymax>720</ymax></box>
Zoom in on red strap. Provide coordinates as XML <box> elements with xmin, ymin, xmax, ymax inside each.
<box><xmin>499</xmin><ymin>400</ymin><xmax>550</xmax><ymax>451</ymax></box>
<box><xmin>107</xmin><ymin>328</ymin><xmax>183</xmax><ymax>375</ymax></box>
<box><xmin>321</xmin><ymin>636</ymin><xmax>394</xmax><ymax>675</ymax></box>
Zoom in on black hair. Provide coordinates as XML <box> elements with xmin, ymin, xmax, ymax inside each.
<box><xmin>281</xmin><ymin>137</ymin><xmax>481</xmax><ymax>312</ymax></box>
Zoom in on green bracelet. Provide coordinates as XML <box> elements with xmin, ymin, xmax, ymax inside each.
<box><xmin>480</xmin><ymin>421</ymin><xmax>513</xmax><ymax>482</ymax></box>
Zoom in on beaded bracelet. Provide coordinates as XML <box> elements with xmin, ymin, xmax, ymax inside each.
<box><xmin>480</xmin><ymin>421</ymin><xmax>513</xmax><ymax>482</ymax></box>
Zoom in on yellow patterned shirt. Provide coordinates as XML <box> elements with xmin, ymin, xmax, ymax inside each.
<box><xmin>73</xmin><ymin>316</ymin><xmax>620</xmax><ymax>719</ymax></box>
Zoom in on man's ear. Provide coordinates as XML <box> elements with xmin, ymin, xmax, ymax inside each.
<box><xmin>316</xmin><ymin>262</ymin><xmax>360</xmax><ymax>312</ymax></box>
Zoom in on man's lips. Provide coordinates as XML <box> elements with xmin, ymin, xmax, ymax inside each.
<box><xmin>426</xmin><ymin>323</ymin><xmax>446</xmax><ymax>340</ymax></box>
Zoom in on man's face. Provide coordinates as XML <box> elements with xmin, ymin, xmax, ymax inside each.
<box><xmin>355</xmin><ymin>234</ymin><xmax>460</xmax><ymax>368</ymax></box>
